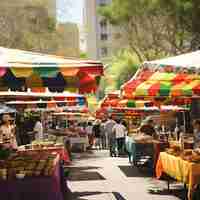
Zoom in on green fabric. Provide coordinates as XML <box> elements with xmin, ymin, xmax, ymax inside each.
<box><xmin>182</xmin><ymin>85</ymin><xmax>192</xmax><ymax>96</ymax></box>
<box><xmin>159</xmin><ymin>82</ymin><xmax>171</xmax><ymax>96</ymax></box>
<box><xmin>127</xmin><ymin>100</ymin><xmax>136</xmax><ymax>107</ymax></box>
<box><xmin>33</xmin><ymin>66</ymin><xmax>59</xmax><ymax>78</ymax></box>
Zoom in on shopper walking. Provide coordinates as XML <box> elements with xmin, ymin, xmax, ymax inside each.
<box><xmin>112</xmin><ymin>119</ymin><xmax>127</xmax><ymax>156</ymax></box>
<box><xmin>100</xmin><ymin>119</ymin><xmax>107</xmax><ymax>149</ymax></box>
<box><xmin>86</xmin><ymin>121</ymin><xmax>94</xmax><ymax>149</ymax></box>
<box><xmin>33</xmin><ymin>116</ymin><xmax>44</xmax><ymax>141</ymax></box>
<box><xmin>104</xmin><ymin>116</ymin><xmax>116</xmax><ymax>156</ymax></box>
<box><xmin>92</xmin><ymin>120</ymin><xmax>101</xmax><ymax>150</ymax></box>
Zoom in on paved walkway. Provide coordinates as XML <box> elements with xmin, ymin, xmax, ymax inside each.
<box><xmin>66</xmin><ymin>150</ymin><xmax>185</xmax><ymax>200</ymax></box>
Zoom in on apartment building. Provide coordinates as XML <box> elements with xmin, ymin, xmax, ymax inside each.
<box><xmin>84</xmin><ymin>0</ymin><xmax>127</xmax><ymax>61</ymax></box>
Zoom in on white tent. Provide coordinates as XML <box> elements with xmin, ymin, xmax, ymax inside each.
<box><xmin>143</xmin><ymin>51</ymin><xmax>200</xmax><ymax>70</ymax></box>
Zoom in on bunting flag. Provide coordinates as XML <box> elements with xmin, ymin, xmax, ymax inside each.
<box><xmin>0</xmin><ymin>47</ymin><xmax>104</xmax><ymax>93</ymax></box>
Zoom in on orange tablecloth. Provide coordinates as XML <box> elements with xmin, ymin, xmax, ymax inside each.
<box><xmin>18</xmin><ymin>147</ymin><xmax>70</xmax><ymax>164</ymax></box>
<box><xmin>156</xmin><ymin>152</ymin><xmax>200</xmax><ymax>200</ymax></box>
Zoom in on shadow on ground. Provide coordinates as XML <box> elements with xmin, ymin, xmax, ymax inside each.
<box><xmin>112</xmin><ymin>192</ymin><xmax>127</xmax><ymax>200</ymax></box>
<box><xmin>118</xmin><ymin>165</ymin><xmax>152</xmax><ymax>178</ymax></box>
<box><xmin>148</xmin><ymin>187</ymin><xmax>186</xmax><ymax>200</ymax></box>
<box><xmin>67</xmin><ymin>166</ymin><xmax>106</xmax><ymax>181</ymax></box>
<box><xmin>64</xmin><ymin>189</ymin><xmax>109</xmax><ymax>200</ymax></box>
<box><xmin>148</xmin><ymin>179</ymin><xmax>186</xmax><ymax>200</ymax></box>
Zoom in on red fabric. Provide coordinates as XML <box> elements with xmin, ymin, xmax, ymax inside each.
<box><xmin>0</xmin><ymin>68</ymin><xmax>7</xmax><ymax>77</ymax></box>
<box><xmin>172</xmin><ymin>73</ymin><xmax>189</xmax><ymax>85</ymax></box>
<box><xmin>123</xmin><ymin>70</ymin><xmax>154</xmax><ymax>98</ymax></box>
<box><xmin>193</xmin><ymin>84</ymin><xmax>200</xmax><ymax>95</ymax></box>
<box><xmin>79</xmin><ymin>72</ymin><xmax>97</xmax><ymax>93</ymax></box>
<box><xmin>79</xmin><ymin>66</ymin><xmax>104</xmax><ymax>76</ymax></box>
<box><xmin>148</xmin><ymin>83</ymin><xmax>160</xmax><ymax>96</ymax></box>
<box><xmin>31</xmin><ymin>88</ymin><xmax>46</xmax><ymax>93</ymax></box>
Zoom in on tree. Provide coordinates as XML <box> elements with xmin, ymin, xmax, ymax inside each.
<box><xmin>99</xmin><ymin>0</ymin><xmax>200</xmax><ymax>61</ymax></box>
<box><xmin>0</xmin><ymin>3</ymin><xmax>60</xmax><ymax>54</ymax></box>
<box><xmin>99</xmin><ymin>50</ymin><xmax>139</xmax><ymax>98</ymax></box>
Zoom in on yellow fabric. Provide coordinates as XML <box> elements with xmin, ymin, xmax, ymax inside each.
<box><xmin>159</xmin><ymin>152</ymin><xmax>200</xmax><ymax>200</ymax></box>
<box><xmin>135</xmin><ymin>81</ymin><xmax>153</xmax><ymax>96</ymax></box>
<box><xmin>11</xmin><ymin>68</ymin><xmax>33</xmax><ymax>77</ymax></box>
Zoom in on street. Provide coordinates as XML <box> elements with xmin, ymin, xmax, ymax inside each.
<box><xmin>66</xmin><ymin>151</ymin><xmax>185</xmax><ymax>200</ymax></box>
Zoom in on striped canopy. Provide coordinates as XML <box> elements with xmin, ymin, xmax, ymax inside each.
<box><xmin>122</xmin><ymin>51</ymin><xmax>200</xmax><ymax>98</ymax></box>
<box><xmin>0</xmin><ymin>47</ymin><xmax>104</xmax><ymax>93</ymax></box>
<box><xmin>123</xmin><ymin>71</ymin><xmax>200</xmax><ymax>98</ymax></box>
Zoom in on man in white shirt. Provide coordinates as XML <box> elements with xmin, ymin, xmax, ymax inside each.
<box><xmin>104</xmin><ymin>117</ymin><xmax>116</xmax><ymax>156</ymax></box>
<box><xmin>112</xmin><ymin>119</ymin><xmax>127</xmax><ymax>156</ymax></box>
<box><xmin>34</xmin><ymin>117</ymin><xmax>43</xmax><ymax>140</ymax></box>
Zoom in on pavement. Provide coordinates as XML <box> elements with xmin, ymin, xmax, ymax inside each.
<box><xmin>65</xmin><ymin>150</ymin><xmax>185</xmax><ymax>200</ymax></box>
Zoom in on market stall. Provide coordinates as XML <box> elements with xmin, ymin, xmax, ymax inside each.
<box><xmin>51</xmin><ymin>112</ymin><xmax>90</xmax><ymax>152</ymax></box>
<box><xmin>0</xmin><ymin>151</ymin><xmax>65</xmax><ymax>200</ymax></box>
<box><xmin>0</xmin><ymin>47</ymin><xmax>104</xmax><ymax>93</ymax></box>
<box><xmin>125</xmin><ymin>106</ymin><xmax>189</xmax><ymax>168</ymax></box>
<box><xmin>156</xmin><ymin>150</ymin><xmax>200</xmax><ymax>200</ymax></box>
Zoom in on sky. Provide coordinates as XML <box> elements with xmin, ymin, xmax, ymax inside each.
<box><xmin>57</xmin><ymin>0</ymin><xmax>84</xmax><ymax>25</ymax></box>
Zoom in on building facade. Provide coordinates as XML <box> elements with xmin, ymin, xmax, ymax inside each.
<box><xmin>84</xmin><ymin>0</ymin><xmax>127</xmax><ymax>61</ymax></box>
<box><xmin>56</xmin><ymin>23</ymin><xmax>80</xmax><ymax>57</ymax></box>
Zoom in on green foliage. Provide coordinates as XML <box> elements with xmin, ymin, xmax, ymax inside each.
<box><xmin>80</xmin><ymin>52</ymin><xmax>88</xmax><ymax>59</ymax></box>
<box><xmin>99</xmin><ymin>0</ymin><xmax>200</xmax><ymax>61</ymax></box>
<box><xmin>99</xmin><ymin>50</ymin><xmax>139</xmax><ymax>96</ymax></box>
<box><xmin>47</xmin><ymin>17</ymin><xmax>56</xmax><ymax>32</ymax></box>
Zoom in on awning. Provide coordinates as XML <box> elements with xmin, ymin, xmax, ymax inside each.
<box><xmin>0</xmin><ymin>47</ymin><xmax>104</xmax><ymax>93</ymax></box>
<box><xmin>122</xmin><ymin>51</ymin><xmax>200</xmax><ymax>98</ymax></box>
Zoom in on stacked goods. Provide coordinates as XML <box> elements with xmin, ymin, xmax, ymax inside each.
<box><xmin>181</xmin><ymin>149</ymin><xmax>200</xmax><ymax>163</ymax></box>
<box><xmin>22</xmin><ymin>141</ymin><xmax>63</xmax><ymax>150</ymax></box>
<box><xmin>166</xmin><ymin>148</ymin><xmax>200</xmax><ymax>163</ymax></box>
<box><xmin>133</xmin><ymin>134</ymin><xmax>153</xmax><ymax>143</ymax></box>
<box><xmin>0</xmin><ymin>153</ymin><xmax>57</xmax><ymax>180</ymax></box>
<box><xmin>166</xmin><ymin>145</ymin><xmax>181</xmax><ymax>156</ymax></box>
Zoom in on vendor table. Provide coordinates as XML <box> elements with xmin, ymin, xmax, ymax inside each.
<box><xmin>70</xmin><ymin>137</ymin><xmax>89</xmax><ymax>152</ymax></box>
<box><xmin>156</xmin><ymin>152</ymin><xmax>200</xmax><ymax>200</ymax></box>
<box><xmin>125</xmin><ymin>136</ymin><xmax>168</xmax><ymax>168</ymax></box>
<box><xmin>0</xmin><ymin>155</ymin><xmax>65</xmax><ymax>200</ymax></box>
<box><xmin>18</xmin><ymin>146</ymin><xmax>70</xmax><ymax>164</ymax></box>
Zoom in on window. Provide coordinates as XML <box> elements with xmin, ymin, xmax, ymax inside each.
<box><xmin>101</xmin><ymin>47</ymin><xmax>108</xmax><ymax>57</ymax></box>
<box><xmin>99</xmin><ymin>0</ymin><xmax>107</xmax><ymax>6</ymax></box>
<box><xmin>101</xmin><ymin>33</ymin><xmax>108</xmax><ymax>41</ymax></box>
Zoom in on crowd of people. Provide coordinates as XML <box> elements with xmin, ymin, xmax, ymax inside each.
<box><xmin>0</xmin><ymin>113</ymin><xmax>44</xmax><ymax>150</ymax></box>
<box><xmin>86</xmin><ymin>117</ymin><xmax>128</xmax><ymax>157</ymax></box>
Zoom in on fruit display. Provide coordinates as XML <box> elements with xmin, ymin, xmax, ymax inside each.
<box><xmin>0</xmin><ymin>152</ymin><xmax>57</xmax><ymax>180</ymax></box>
<box><xmin>23</xmin><ymin>140</ymin><xmax>63</xmax><ymax>150</ymax></box>
<box><xmin>166</xmin><ymin>148</ymin><xmax>200</xmax><ymax>163</ymax></box>
<box><xmin>181</xmin><ymin>149</ymin><xmax>200</xmax><ymax>163</ymax></box>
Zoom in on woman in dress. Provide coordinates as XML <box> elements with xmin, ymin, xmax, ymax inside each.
<box><xmin>0</xmin><ymin>114</ymin><xmax>17</xmax><ymax>149</ymax></box>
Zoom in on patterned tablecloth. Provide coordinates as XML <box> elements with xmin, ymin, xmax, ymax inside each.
<box><xmin>0</xmin><ymin>155</ymin><xmax>66</xmax><ymax>200</ymax></box>
<box><xmin>156</xmin><ymin>152</ymin><xmax>200</xmax><ymax>200</ymax></box>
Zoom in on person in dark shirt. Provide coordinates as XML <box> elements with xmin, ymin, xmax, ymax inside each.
<box><xmin>140</xmin><ymin>119</ymin><xmax>157</xmax><ymax>138</ymax></box>
<box><xmin>92</xmin><ymin>120</ymin><xmax>101</xmax><ymax>149</ymax></box>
